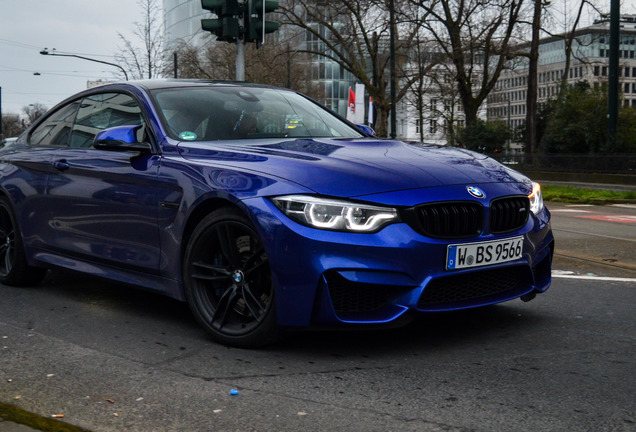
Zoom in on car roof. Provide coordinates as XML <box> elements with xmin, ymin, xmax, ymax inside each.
<box><xmin>42</xmin><ymin>79</ymin><xmax>290</xmax><ymax>122</ymax></box>
<box><xmin>107</xmin><ymin>79</ymin><xmax>283</xmax><ymax>92</ymax></box>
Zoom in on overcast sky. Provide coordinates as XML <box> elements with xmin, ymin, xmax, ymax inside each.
<box><xmin>1</xmin><ymin>0</ymin><xmax>143</xmax><ymax>114</ymax></box>
<box><xmin>2</xmin><ymin>0</ymin><xmax>634</xmax><ymax>117</ymax></box>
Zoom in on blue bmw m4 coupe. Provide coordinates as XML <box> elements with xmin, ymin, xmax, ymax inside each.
<box><xmin>0</xmin><ymin>80</ymin><xmax>553</xmax><ymax>346</ymax></box>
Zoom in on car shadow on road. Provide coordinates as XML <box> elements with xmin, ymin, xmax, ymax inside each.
<box><xmin>15</xmin><ymin>269</ymin><xmax>549</xmax><ymax>357</ymax></box>
<box><xmin>275</xmin><ymin>303</ymin><xmax>547</xmax><ymax>356</ymax></box>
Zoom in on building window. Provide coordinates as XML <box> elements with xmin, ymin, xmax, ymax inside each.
<box><xmin>429</xmin><ymin>119</ymin><xmax>437</xmax><ymax>134</ymax></box>
<box><xmin>594</xmin><ymin>66</ymin><xmax>600</xmax><ymax>76</ymax></box>
<box><xmin>626</xmin><ymin>83</ymin><xmax>630</xmax><ymax>94</ymax></box>
<box><xmin>626</xmin><ymin>67</ymin><xmax>631</xmax><ymax>77</ymax></box>
<box><xmin>415</xmin><ymin>119</ymin><xmax>420</xmax><ymax>134</ymax></box>
<box><xmin>602</xmin><ymin>66</ymin><xmax>608</xmax><ymax>76</ymax></box>
<box><xmin>430</xmin><ymin>99</ymin><xmax>438</xmax><ymax>113</ymax></box>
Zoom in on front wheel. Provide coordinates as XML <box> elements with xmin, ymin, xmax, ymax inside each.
<box><xmin>183</xmin><ymin>208</ymin><xmax>279</xmax><ymax>347</ymax></box>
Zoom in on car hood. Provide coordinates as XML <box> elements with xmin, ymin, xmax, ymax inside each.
<box><xmin>176</xmin><ymin>138</ymin><xmax>529</xmax><ymax>198</ymax></box>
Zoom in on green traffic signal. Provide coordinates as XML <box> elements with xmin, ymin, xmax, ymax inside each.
<box><xmin>201</xmin><ymin>17</ymin><xmax>239</xmax><ymax>42</ymax></box>
<box><xmin>201</xmin><ymin>0</ymin><xmax>223</xmax><ymax>11</ymax></box>
<box><xmin>247</xmin><ymin>0</ymin><xmax>280</xmax><ymax>43</ymax></box>
<box><xmin>254</xmin><ymin>20</ymin><xmax>279</xmax><ymax>33</ymax></box>
<box><xmin>251</xmin><ymin>0</ymin><xmax>279</xmax><ymax>14</ymax></box>
<box><xmin>200</xmin><ymin>0</ymin><xmax>241</xmax><ymax>42</ymax></box>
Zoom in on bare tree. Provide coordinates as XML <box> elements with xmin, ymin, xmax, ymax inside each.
<box><xmin>169</xmin><ymin>38</ymin><xmax>320</xmax><ymax>99</ymax></box>
<box><xmin>22</xmin><ymin>103</ymin><xmax>48</xmax><ymax>128</ymax></box>
<box><xmin>525</xmin><ymin>0</ymin><xmax>543</xmax><ymax>153</ymax></box>
<box><xmin>409</xmin><ymin>0</ymin><xmax>527</xmax><ymax>126</ymax></box>
<box><xmin>550</xmin><ymin>0</ymin><xmax>600</xmax><ymax>90</ymax></box>
<box><xmin>115</xmin><ymin>0</ymin><xmax>165</xmax><ymax>79</ymax></box>
<box><xmin>281</xmin><ymin>0</ymin><xmax>431</xmax><ymax>137</ymax></box>
<box><xmin>1</xmin><ymin>113</ymin><xmax>24</xmax><ymax>138</ymax></box>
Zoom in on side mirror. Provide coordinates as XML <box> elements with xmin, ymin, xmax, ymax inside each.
<box><xmin>355</xmin><ymin>124</ymin><xmax>376</xmax><ymax>136</ymax></box>
<box><xmin>93</xmin><ymin>125</ymin><xmax>153</xmax><ymax>153</ymax></box>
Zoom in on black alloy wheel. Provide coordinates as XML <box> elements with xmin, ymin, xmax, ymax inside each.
<box><xmin>0</xmin><ymin>197</ymin><xmax>47</xmax><ymax>286</ymax></box>
<box><xmin>183</xmin><ymin>208</ymin><xmax>278</xmax><ymax>347</ymax></box>
<box><xmin>0</xmin><ymin>202</ymin><xmax>15</xmax><ymax>278</ymax></box>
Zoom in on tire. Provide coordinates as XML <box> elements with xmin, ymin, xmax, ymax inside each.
<box><xmin>0</xmin><ymin>197</ymin><xmax>47</xmax><ymax>286</ymax></box>
<box><xmin>183</xmin><ymin>208</ymin><xmax>279</xmax><ymax>347</ymax></box>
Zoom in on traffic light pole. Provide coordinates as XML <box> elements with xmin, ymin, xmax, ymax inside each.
<box><xmin>201</xmin><ymin>0</ymin><xmax>279</xmax><ymax>82</ymax></box>
<box><xmin>236</xmin><ymin>37</ymin><xmax>245</xmax><ymax>81</ymax></box>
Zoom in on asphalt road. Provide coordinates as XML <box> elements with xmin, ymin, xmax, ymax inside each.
<box><xmin>548</xmin><ymin>202</ymin><xmax>636</xmax><ymax>270</ymax></box>
<box><xmin>1</xmin><ymin>203</ymin><xmax>635</xmax><ymax>432</ymax></box>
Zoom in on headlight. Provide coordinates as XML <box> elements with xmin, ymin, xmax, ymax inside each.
<box><xmin>528</xmin><ymin>182</ymin><xmax>544</xmax><ymax>215</ymax></box>
<box><xmin>272</xmin><ymin>195</ymin><xmax>400</xmax><ymax>232</ymax></box>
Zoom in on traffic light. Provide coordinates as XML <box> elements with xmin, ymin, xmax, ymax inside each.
<box><xmin>247</xmin><ymin>0</ymin><xmax>280</xmax><ymax>44</ymax></box>
<box><xmin>201</xmin><ymin>0</ymin><xmax>241</xmax><ymax>42</ymax></box>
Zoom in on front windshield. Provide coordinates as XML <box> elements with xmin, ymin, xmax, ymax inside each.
<box><xmin>151</xmin><ymin>86</ymin><xmax>363</xmax><ymax>141</ymax></box>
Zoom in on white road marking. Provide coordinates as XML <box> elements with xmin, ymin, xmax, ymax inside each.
<box><xmin>549</xmin><ymin>209</ymin><xmax>591</xmax><ymax>213</ymax></box>
<box><xmin>611</xmin><ymin>204</ymin><xmax>636</xmax><ymax>210</ymax></box>
<box><xmin>552</xmin><ymin>228</ymin><xmax>636</xmax><ymax>242</ymax></box>
<box><xmin>552</xmin><ymin>272</ymin><xmax>636</xmax><ymax>283</ymax></box>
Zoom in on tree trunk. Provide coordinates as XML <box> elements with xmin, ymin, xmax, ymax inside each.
<box><xmin>374</xmin><ymin>102</ymin><xmax>391</xmax><ymax>138</ymax></box>
<box><xmin>526</xmin><ymin>0</ymin><xmax>541</xmax><ymax>154</ymax></box>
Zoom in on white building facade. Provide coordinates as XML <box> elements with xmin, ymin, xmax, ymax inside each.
<box><xmin>488</xmin><ymin>15</ymin><xmax>636</xmax><ymax>142</ymax></box>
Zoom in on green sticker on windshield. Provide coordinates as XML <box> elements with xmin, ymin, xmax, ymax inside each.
<box><xmin>179</xmin><ymin>131</ymin><xmax>197</xmax><ymax>141</ymax></box>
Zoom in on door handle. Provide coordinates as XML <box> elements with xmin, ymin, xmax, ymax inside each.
<box><xmin>53</xmin><ymin>160</ymin><xmax>70</xmax><ymax>171</ymax></box>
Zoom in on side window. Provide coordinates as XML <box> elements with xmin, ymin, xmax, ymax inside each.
<box><xmin>29</xmin><ymin>101</ymin><xmax>80</xmax><ymax>147</ymax></box>
<box><xmin>70</xmin><ymin>93</ymin><xmax>145</xmax><ymax>148</ymax></box>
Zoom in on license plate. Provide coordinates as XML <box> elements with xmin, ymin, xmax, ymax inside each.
<box><xmin>446</xmin><ymin>236</ymin><xmax>524</xmax><ymax>270</ymax></box>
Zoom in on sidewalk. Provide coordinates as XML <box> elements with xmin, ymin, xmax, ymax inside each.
<box><xmin>0</xmin><ymin>418</ymin><xmax>39</xmax><ymax>432</ymax></box>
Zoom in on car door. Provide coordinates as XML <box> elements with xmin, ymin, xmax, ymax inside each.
<box><xmin>2</xmin><ymin>100</ymin><xmax>81</xmax><ymax>254</ymax></box>
<box><xmin>45</xmin><ymin>92</ymin><xmax>164</xmax><ymax>272</ymax></box>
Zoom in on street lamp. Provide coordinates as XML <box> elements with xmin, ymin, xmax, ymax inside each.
<box><xmin>40</xmin><ymin>48</ymin><xmax>128</xmax><ymax>81</ymax></box>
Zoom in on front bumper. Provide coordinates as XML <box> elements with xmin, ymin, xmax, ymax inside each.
<box><xmin>245</xmin><ymin>190</ymin><xmax>554</xmax><ymax>328</ymax></box>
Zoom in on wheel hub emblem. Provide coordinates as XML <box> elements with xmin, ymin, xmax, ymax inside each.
<box><xmin>232</xmin><ymin>270</ymin><xmax>244</xmax><ymax>284</ymax></box>
<box><xmin>467</xmin><ymin>186</ymin><xmax>486</xmax><ymax>199</ymax></box>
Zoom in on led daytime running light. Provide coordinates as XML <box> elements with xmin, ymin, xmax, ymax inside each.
<box><xmin>273</xmin><ymin>195</ymin><xmax>399</xmax><ymax>232</ymax></box>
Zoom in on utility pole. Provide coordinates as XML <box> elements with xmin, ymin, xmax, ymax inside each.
<box><xmin>607</xmin><ymin>0</ymin><xmax>619</xmax><ymax>146</ymax></box>
<box><xmin>389</xmin><ymin>0</ymin><xmax>396</xmax><ymax>139</ymax></box>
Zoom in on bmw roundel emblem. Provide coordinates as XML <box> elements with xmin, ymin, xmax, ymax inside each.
<box><xmin>232</xmin><ymin>270</ymin><xmax>244</xmax><ymax>284</ymax></box>
<box><xmin>467</xmin><ymin>186</ymin><xmax>486</xmax><ymax>199</ymax></box>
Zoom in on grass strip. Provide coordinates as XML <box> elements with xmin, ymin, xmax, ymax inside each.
<box><xmin>0</xmin><ymin>402</ymin><xmax>92</xmax><ymax>432</ymax></box>
<box><xmin>542</xmin><ymin>185</ymin><xmax>636</xmax><ymax>204</ymax></box>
